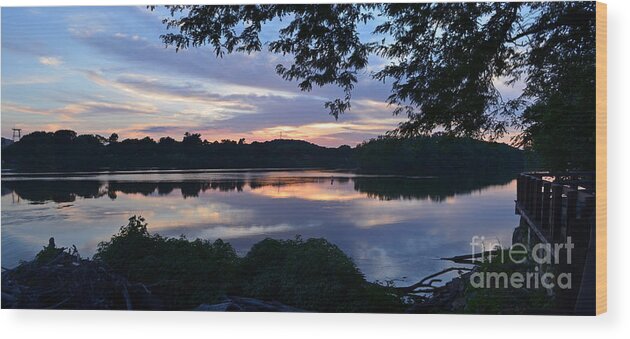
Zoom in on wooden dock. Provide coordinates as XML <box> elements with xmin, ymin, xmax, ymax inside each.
<box><xmin>515</xmin><ymin>172</ymin><xmax>596</xmax><ymax>314</ymax></box>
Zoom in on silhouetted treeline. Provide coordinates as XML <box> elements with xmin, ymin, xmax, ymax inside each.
<box><xmin>1</xmin><ymin>130</ymin><xmax>352</xmax><ymax>171</ymax></box>
<box><xmin>354</xmin><ymin>134</ymin><xmax>524</xmax><ymax>176</ymax></box>
<box><xmin>2</xmin><ymin>130</ymin><xmax>524</xmax><ymax>175</ymax></box>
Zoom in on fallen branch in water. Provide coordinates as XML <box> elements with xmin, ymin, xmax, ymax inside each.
<box><xmin>396</xmin><ymin>267</ymin><xmax>473</xmax><ymax>294</ymax></box>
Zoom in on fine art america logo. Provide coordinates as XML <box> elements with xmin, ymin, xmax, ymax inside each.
<box><xmin>469</xmin><ymin>236</ymin><xmax>574</xmax><ymax>290</ymax></box>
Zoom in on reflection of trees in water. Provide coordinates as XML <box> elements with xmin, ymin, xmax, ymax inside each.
<box><xmin>2</xmin><ymin>172</ymin><xmax>516</xmax><ymax>203</ymax></box>
<box><xmin>2</xmin><ymin>180</ymin><xmax>258</xmax><ymax>202</ymax></box>
<box><xmin>352</xmin><ymin>173</ymin><xmax>516</xmax><ymax>202</ymax></box>
<box><xmin>0</xmin><ymin>180</ymin><xmax>106</xmax><ymax>203</ymax></box>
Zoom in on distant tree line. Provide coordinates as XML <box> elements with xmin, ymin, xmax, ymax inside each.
<box><xmin>2</xmin><ymin>129</ymin><xmax>352</xmax><ymax>171</ymax></box>
<box><xmin>354</xmin><ymin>134</ymin><xmax>525</xmax><ymax>176</ymax></box>
<box><xmin>2</xmin><ymin>129</ymin><xmax>524</xmax><ymax>175</ymax></box>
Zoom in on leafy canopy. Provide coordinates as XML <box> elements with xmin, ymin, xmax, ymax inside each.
<box><xmin>153</xmin><ymin>3</ymin><xmax>595</xmax><ymax>169</ymax></box>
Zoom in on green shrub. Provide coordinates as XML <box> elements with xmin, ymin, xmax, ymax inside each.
<box><xmin>93</xmin><ymin>217</ymin><xmax>404</xmax><ymax>312</ymax></box>
<box><xmin>240</xmin><ymin>237</ymin><xmax>404</xmax><ymax>312</ymax></box>
<box><xmin>94</xmin><ymin>216</ymin><xmax>240</xmax><ymax>309</ymax></box>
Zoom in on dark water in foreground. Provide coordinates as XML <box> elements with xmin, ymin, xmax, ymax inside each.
<box><xmin>1</xmin><ymin>170</ymin><xmax>519</xmax><ymax>285</ymax></box>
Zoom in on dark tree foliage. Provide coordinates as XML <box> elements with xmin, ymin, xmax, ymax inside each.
<box><xmin>509</xmin><ymin>3</ymin><xmax>596</xmax><ymax>170</ymax></box>
<box><xmin>91</xmin><ymin>216</ymin><xmax>404</xmax><ymax>311</ymax></box>
<box><xmin>52</xmin><ymin>130</ymin><xmax>77</xmax><ymax>144</ymax></box>
<box><xmin>240</xmin><ymin>237</ymin><xmax>403</xmax><ymax>312</ymax></box>
<box><xmin>94</xmin><ymin>216</ymin><xmax>241</xmax><ymax>309</ymax></box>
<box><xmin>2</xmin><ymin>129</ymin><xmax>523</xmax><ymax>175</ymax></box>
<box><xmin>108</xmin><ymin>133</ymin><xmax>119</xmax><ymax>143</ymax></box>
<box><xmin>75</xmin><ymin>134</ymin><xmax>106</xmax><ymax>145</ymax></box>
<box><xmin>158</xmin><ymin>136</ymin><xmax>176</xmax><ymax>145</ymax></box>
<box><xmin>182</xmin><ymin>132</ymin><xmax>203</xmax><ymax>145</ymax></box>
<box><xmin>153</xmin><ymin>3</ymin><xmax>595</xmax><ymax>170</ymax></box>
<box><xmin>2</xmin><ymin>129</ymin><xmax>355</xmax><ymax>171</ymax></box>
<box><xmin>354</xmin><ymin>135</ymin><xmax>524</xmax><ymax>177</ymax></box>
<box><xmin>354</xmin><ymin>134</ymin><xmax>524</xmax><ymax>176</ymax></box>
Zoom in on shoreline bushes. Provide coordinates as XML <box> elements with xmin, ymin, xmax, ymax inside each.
<box><xmin>61</xmin><ymin>216</ymin><xmax>405</xmax><ymax>312</ymax></box>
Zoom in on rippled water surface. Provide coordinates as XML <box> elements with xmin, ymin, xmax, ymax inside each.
<box><xmin>1</xmin><ymin>170</ymin><xmax>519</xmax><ymax>285</ymax></box>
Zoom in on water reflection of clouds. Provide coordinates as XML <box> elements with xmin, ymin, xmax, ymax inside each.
<box><xmin>352</xmin><ymin>243</ymin><xmax>405</xmax><ymax>281</ymax></box>
<box><xmin>196</xmin><ymin>223</ymin><xmax>296</xmax><ymax>240</ymax></box>
<box><xmin>248</xmin><ymin>181</ymin><xmax>365</xmax><ymax>201</ymax></box>
<box><xmin>2</xmin><ymin>171</ymin><xmax>519</xmax><ymax>284</ymax></box>
<box><xmin>156</xmin><ymin>203</ymin><xmax>255</xmax><ymax>229</ymax></box>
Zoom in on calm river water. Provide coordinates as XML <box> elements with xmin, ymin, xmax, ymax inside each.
<box><xmin>1</xmin><ymin>169</ymin><xmax>519</xmax><ymax>285</ymax></box>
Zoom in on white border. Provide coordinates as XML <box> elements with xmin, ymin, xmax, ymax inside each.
<box><xmin>1</xmin><ymin>0</ymin><xmax>628</xmax><ymax>338</ymax></box>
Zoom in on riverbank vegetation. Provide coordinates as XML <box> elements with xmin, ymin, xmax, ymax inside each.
<box><xmin>3</xmin><ymin>216</ymin><xmax>404</xmax><ymax>312</ymax></box>
<box><xmin>2</xmin><ymin>216</ymin><xmax>565</xmax><ymax>313</ymax></box>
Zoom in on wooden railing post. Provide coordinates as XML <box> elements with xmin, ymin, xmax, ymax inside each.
<box><xmin>541</xmin><ymin>182</ymin><xmax>552</xmax><ymax>235</ymax></box>
<box><xmin>551</xmin><ymin>183</ymin><xmax>563</xmax><ymax>243</ymax></box>
<box><xmin>516</xmin><ymin>175</ymin><xmax>524</xmax><ymax>214</ymax></box>
<box><xmin>521</xmin><ymin>175</ymin><xmax>528</xmax><ymax>211</ymax></box>
<box><xmin>533</xmin><ymin>178</ymin><xmax>543</xmax><ymax>225</ymax></box>
<box><xmin>528</xmin><ymin>176</ymin><xmax>536</xmax><ymax>214</ymax></box>
<box><xmin>566</xmin><ymin>189</ymin><xmax>578</xmax><ymax>240</ymax></box>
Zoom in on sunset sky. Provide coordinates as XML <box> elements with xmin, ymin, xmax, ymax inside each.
<box><xmin>2</xmin><ymin>6</ymin><xmax>521</xmax><ymax>146</ymax></box>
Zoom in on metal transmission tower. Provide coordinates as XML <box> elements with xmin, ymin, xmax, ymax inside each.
<box><xmin>12</xmin><ymin>128</ymin><xmax>22</xmax><ymax>142</ymax></box>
